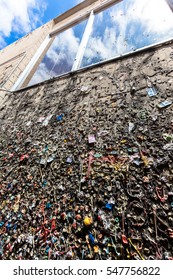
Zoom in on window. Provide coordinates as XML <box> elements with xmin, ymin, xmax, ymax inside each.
<box><xmin>81</xmin><ymin>0</ymin><xmax>173</xmax><ymax>68</ymax></box>
<box><xmin>27</xmin><ymin>0</ymin><xmax>173</xmax><ymax>87</ymax></box>
<box><xmin>28</xmin><ymin>20</ymin><xmax>87</xmax><ymax>86</ymax></box>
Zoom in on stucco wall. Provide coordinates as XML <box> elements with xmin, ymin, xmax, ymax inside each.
<box><xmin>0</xmin><ymin>43</ymin><xmax>173</xmax><ymax>260</ymax></box>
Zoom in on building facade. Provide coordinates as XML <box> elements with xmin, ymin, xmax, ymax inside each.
<box><xmin>0</xmin><ymin>0</ymin><xmax>173</xmax><ymax>260</ymax></box>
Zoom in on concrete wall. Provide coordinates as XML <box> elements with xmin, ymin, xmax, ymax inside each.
<box><xmin>0</xmin><ymin>43</ymin><xmax>173</xmax><ymax>259</ymax></box>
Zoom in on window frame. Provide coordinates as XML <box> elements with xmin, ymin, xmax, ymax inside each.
<box><xmin>11</xmin><ymin>0</ymin><xmax>173</xmax><ymax>90</ymax></box>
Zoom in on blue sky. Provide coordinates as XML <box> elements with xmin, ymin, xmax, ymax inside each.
<box><xmin>0</xmin><ymin>0</ymin><xmax>83</xmax><ymax>49</ymax></box>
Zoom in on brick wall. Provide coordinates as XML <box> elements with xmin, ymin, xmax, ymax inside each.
<box><xmin>0</xmin><ymin>21</ymin><xmax>53</xmax><ymax>90</ymax></box>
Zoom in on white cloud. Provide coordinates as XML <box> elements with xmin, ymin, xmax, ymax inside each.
<box><xmin>47</xmin><ymin>28</ymin><xmax>80</xmax><ymax>65</ymax></box>
<box><xmin>28</xmin><ymin>27</ymin><xmax>80</xmax><ymax>85</ymax></box>
<box><xmin>0</xmin><ymin>0</ymin><xmax>47</xmax><ymax>48</ymax></box>
<box><xmin>82</xmin><ymin>0</ymin><xmax>173</xmax><ymax>65</ymax></box>
<box><xmin>83</xmin><ymin>27</ymin><xmax>118</xmax><ymax>64</ymax></box>
<box><xmin>75</xmin><ymin>0</ymin><xmax>84</xmax><ymax>4</ymax></box>
<box><xmin>133</xmin><ymin>0</ymin><xmax>173</xmax><ymax>33</ymax></box>
<box><xmin>110</xmin><ymin>0</ymin><xmax>173</xmax><ymax>35</ymax></box>
<box><xmin>28</xmin><ymin>62</ymin><xmax>51</xmax><ymax>85</ymax></box>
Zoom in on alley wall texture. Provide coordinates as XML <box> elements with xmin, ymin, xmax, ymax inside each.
<box><xmin>0</xmin><ymin>43</ymin><xmax>173</xmax><ymax>259</ymax></box>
